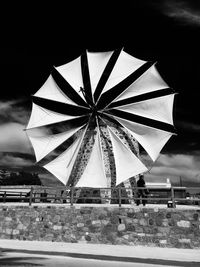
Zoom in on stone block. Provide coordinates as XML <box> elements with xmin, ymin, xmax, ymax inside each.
<box><xmin>139</xmin><ymin>218</ymin><xmax>147</xmax><ymax>226</ymax></box>
<box><xmin>178</xmin><ymin>238</ymin><xmax>191</xmax><ymax>243</ymax></box>
<box><xmin>53</xmin><ymin>225</ymin><xmax>62</xmax><ymax>231</ymax></box>
<box><xmin>5</xmin><ymin>217</ymin><xmax>12</xmax><ymax>222</ymax></box>
<box><xmin>118</xmin><ymin>224</ymin><xmax>126</xmax><ymax>232</ymax></box>
<box><xmin>12</xmin><ymin>229</ymin><xmax>20</xmax><ymax>235</ymax></box>
<box><xmin>126</xmin><ymin>223</ymin><xmax>135</xmax><ymax>231</ymax></box>
<box><xmin>177</xmin><ymin>220</ymin><xmax>190</xmax><ymax>228</ymax></box>
<box><xmin>123</xmin><ymin>234</ymin><xmax>129</xmax><ymax>240</ymax></box>
<box><xmin>159</xmin><ymin>239</ymin><xmax>167</xmax><ymax>244</ymax></box>
<box><xmin>77</xmin><ymin>223</ymin><xmax>84</xmax><ymax>228</ymax></box>
<box><xmin>92</xmin><ymin>220</ymin><xmax>101</xmax><ymax>227</ymax></box>
<box><xmin>193</xmin><ymin>213</ymin><xmax>199</xmax><ymax>221</ymax></box>
<box><xmin>148</xmin><ymin>218</ymin><xmax>154</xmax><ymax>226</ymax></box>
<box><xmin>5</xmin><ymin>229</ymin><xmax>12</xmax><ymax>235</ymax></box>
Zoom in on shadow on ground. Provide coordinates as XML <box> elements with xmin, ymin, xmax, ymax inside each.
<box><xmin>0</xmin><ymin>248</ymin><xmax>45</xmax><ymax>266</ymax></box>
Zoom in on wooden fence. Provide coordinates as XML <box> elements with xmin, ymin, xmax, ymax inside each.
<box><xmin>0</xmin><ymin>185</ymin><xmax>200</xmax><ymax>207</ymax></box>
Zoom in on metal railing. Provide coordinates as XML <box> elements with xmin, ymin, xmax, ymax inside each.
<box><xmin>0</xmin><ymin>185</ymin><xmax>200</xmax><ymax>207</ymax></box>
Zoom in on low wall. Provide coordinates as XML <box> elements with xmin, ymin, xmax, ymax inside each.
<box><xmin>0</xmin><ymin>205</ymin><xmax>200</xmax><ymax>248</ymax></box>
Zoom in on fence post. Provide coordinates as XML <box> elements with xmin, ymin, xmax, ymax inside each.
<box><xmin>118</xmin><ymin>187</ymin><xmax>122</xmax><ymax>207</ymax></box>
<box><xmin>3</xmin><ymin>191</ymin><xmax>6</xmax><ymax>203</ymax></box>
<box><xmin>70</xmin><ymin>186</ymin><xmax>74</xmax><ymax>207</ymax></box>
<box><xmin>29</xmin><ymin>186</ymin><xmax>33</xmax><ymax>206</ymax></box>
<box><xmin>171</xmin><ymin>187</ymin><xmax>176</xmax><ymax>208</ymax></box>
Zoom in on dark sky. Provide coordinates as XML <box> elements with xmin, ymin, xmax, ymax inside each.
<box><xmin>1</xmin><ymin>1</ymin><xmax>200</xmax><ymax>186</ymax></box>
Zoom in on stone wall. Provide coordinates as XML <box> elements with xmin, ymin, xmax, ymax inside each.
<box><xmin>0</xmin><ymin>205</ymin><xmax>200</xmax><ymax>249</ymax></box>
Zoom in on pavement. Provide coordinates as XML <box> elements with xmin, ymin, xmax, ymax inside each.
<box><xmin>0</xmin><ymin>239</ymin><xmax>200</xmax><ymax>265</ymax></box>
<box><xmin>1</xmin><ymin>202</ymin><xmax>200</xmax><ymax>209</ymax></box>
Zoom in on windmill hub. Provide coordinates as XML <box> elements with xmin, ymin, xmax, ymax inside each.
<box><xmin>91</xmin><ymin>106</ymin><xmax>98</xmax><ymax>117</ymax></box>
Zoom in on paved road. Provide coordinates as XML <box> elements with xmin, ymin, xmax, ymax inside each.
<box><xmin>0</xmin><ymin>239</ymin><xmax>200</xmax><ymax>267</ymax></box>
<box><xmin>1</xmin><ymin>250</ymin><xmax>200</xmax><ymax>267</ymax></box>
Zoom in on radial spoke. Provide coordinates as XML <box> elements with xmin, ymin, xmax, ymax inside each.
<box><xmin>104</xmin><ymin>108</ymin><xmax>177</xmax><ymax>134</ymax></box>
<box><xmin>107</xmin><ymin>88</ymin><xmax>174</xmax><ymax>108</ymax></box>
<box><xmin>32</xmin><ymin>96</ymin><xmax>91</xmax><ymax>116</ymax></box>
<box><xmin>94</xmin><ymin>48</ymin><xmax>122</xmax><ymax>103</ymax></box>
<box><xmin>97</xmin><ymin>61</ymin><xmax>155</xmax><ymax>110</ymax></box>
<box><xmin>81</xmin><ymin>51</ymin><xmax>93</xmax><ymax>106</ymax></box>
<box><xmin>52</xmin><ymin>68</ymin><xmax>89</xmax><ymax>108</ymax></box>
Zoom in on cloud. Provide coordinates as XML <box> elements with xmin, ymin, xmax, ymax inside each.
<box><xmin>0</xmin><ymin>123</ymin><xmax>32</xmax><ymax>153</ymax></box>
<box><xmin>0</xmin><ymin>121</ymin><xmax>51</xmax><ymax>155</ymax></box>
<box><xmin>145</xmin><ymin>152</ymin><xmax>200</xmax><ymax>185</ymax></box>
<box><xmin>0</xmin><ymin>152</ymin><xmax>34</xmax><ymax>168</ymax></box>
<box><xmin>163</xmin><ymin>1</ymin><xmax>200</xmax><ymax>26</ymax></box>
<box><xmin>0</xmin><ymin>99</ymin><xmax>29</xmax><ymax>125</ymax></box>
<box><xmin>176</xmin><ymin>119</ymin><xmax>200</xmax><ymax>132</ymax></box>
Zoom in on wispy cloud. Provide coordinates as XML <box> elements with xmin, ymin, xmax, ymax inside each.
<box><xmin>0</xmin><ymin>99</ymin><xmax>29</xmax><ymax>125</ymax></box>
<box><xmin>145</xmin><ymin>152</ymin><xmax>200</xmax><ymax>185</ymax></box>
<box><xmin>163</xmin><ymin>1</ymin><xmax>200</xmax><ymax>26</ymax></box>
<box><xmin>0</xmin><ymin>123</ymin><xmax>32</xmax><ymax>153</ymax></box>
<box><xmin>0</xmin><ymin>152</ymin><xmax>34</xmax><ymax>168</ymax></box>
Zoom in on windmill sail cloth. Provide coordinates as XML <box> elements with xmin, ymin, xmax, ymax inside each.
<box><xmin>113</xmin><ymin>64</ymin><xmax>169</xmax><ymax>102</ymax></box>
<box><xmin>110</xmin><ymin>116</ymin><xmax>173</xmax><ymax>162</ymax></box>
<box><xmin>86</xmin><ymin>51</ymin><xmax>114</xmax><ymax>96</ymax></box>
<box><xmin>76</xmin><ymin>128</ymin><xmax>107</xmax><ymax>188</ymax></box>
<box><xmin>26</xmin><ymin>103</ymin><xmax>82</xmax><ymax>129</ymax></box>
<box><xmin>114</xmin><ymin>94</ymin><xmax>175</xmax><ymax>125</ymax></box>
<box><xmin>99</xmin><ymin>50</ymin><xmax>146</xmax><ymax>95</ymax></box>
<box><xmin>34</xmin><ymin>75</ymin><xmax>78</xmax><ymax>106</ymax></box>
<box><xmin>26</xmin><ymin>48</ymin><xmax>176</xmax><ymax>187</ymax></box>
<box><xmin>44</xmin><ymin>127</ymin><xmax>87</xmax><ymax>185</ymax></box>
<box><xmin>55</xmin><ymin>56</ymin><xmax>86</xmax><ymax>101</ymax></box>
<box><xmin>107</xmin><ymin>127</ymin><xmax>148</xmax><ymax>185</ymax></box>
<box><xmin>27</xmin><ymin>125</ymin><xmax>84</xmax><ymax>162</ymax></box>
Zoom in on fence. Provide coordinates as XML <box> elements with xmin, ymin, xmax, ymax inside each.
<box><xmin>0</xmin><ymin>185</ymin><xmax>200</xmax><ymax>207</ymax></box>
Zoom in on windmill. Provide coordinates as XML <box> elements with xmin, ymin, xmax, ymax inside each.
<box><xmin>26</xmin><ymin>49</ymin><xmax>176</xmax><ymax>193</ymax></box>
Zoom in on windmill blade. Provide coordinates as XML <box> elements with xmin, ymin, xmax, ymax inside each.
<box><xmin>107</xmin><ymin>127</ymin><xmax>148</xmax><ymax>186</ymax></box>
<box><xmin>93</xmin><ymin>49</ymin><xmax>122</xmax><ymax>103</ymax></box>
<box><xmin>80</xmin><ymin>51</ymin><xmax>93</xmax><ymax>106</ymax></box>
<box><xmin>105</xmin><ymin>108</ymin><xmax>176</xmax><ymax>134</ymax></box>
<box><xmin>108</xmin><ymin>88</ymin><xmax>174</xmax><ymax>108</ymax></box>
<box><xmin>44</xmin><ymin>126</ymin><xmax>87</xmax><ymax>185</ymax></box>
<box><xmin>34</xmin><ymin>74</ymin><xmax>79</xmax><ymax>106</ymax></box>
<box><xmin>52</xmin><ymin>68</ymin><xmax>89</xmax><ymax>108</ymax></box>
<box><xmin>87</xmin><ymin>50</ymin><xmax>114</xmax><ymax>99</ymax></box>
<box><xmin>76</xmin><ymin>128</ymin><xmax>107</xmax><ymax>188</ymax></box>
<box><xmin>27</xmin><ymin>125</ymin><xmax>84</xmax><ymax>162</ymax></box>
<box><xmin>97</xmin><ymin>61</ymin><xmax>154</xmax><ymax>110</ymax></box>
<box><xmin>111</xmin><ymin>64</ymin><xmax>169</xmax><ymax>103</ymax></box>
<box><xmin>55</xmin><ymin>55</ymin><xmax>89</xmax><ymax>105</ymax></box>
<box><xmin>111</xmin><ymin>116</ymin><xmax>174</xmax><ymax>162</ymax></box>
<box><xmin>99</xmin><ymin>50</ymin><xmax>146</xmax><ymax>94</ymax></box>
<box><xmin>32</xmin><ymin>96</ymin><xmax>90</xmax><ymax>116</ymax></box>
<box><xmin>113</xmin><ymin>94</ymin><xmax>175</xmax><ymax>125</ymax></box>
<box><xmin>26</xmin><ymin>103</ymin><xmax>86</xmax><ymax>129</ymax></box>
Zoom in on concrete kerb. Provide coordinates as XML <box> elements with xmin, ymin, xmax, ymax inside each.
<box><xmin>0</xmin><ymin>239</ymin><xmax>200</xmax><ymax>263</ymax></box>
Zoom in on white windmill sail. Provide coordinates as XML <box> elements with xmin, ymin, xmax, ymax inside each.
<box><xmin>55</xmin><ymin>56</ymin><xmax>85</xmax><ymax>101</ymax></box>
<box><xmin>44</xmin><ymin>128</ymin><xmax>86</xmax><ymax>185</ymax></box>
<box><xmin>26</xmin><ymin>103</ymin><xmax>80</xmax><ymax>129</ymax></box>
<box><xmin>28</xmin><ymin>125</ymin><xmax>84</xmax><ymax>162</ymax></box>
<box><xmin>107</xmin><ymin>127</ymin><xmax>147</xmax><ymax>185</ymax></box>
<box><xmin>114</xmin><ymin>64</ymin><xmax>169</xmax><ymax>102</ymax></box>
<box><xmin>87</xmin><ymin>51</ymin><xmax>113</xmax><ymax>96</ymax></box>
<box><xmin>34</xmin><ymin>74</ymin><xmax>78</xmax><ymax>106</ymax></box>
<box><xmin>102</xmin><ymin>50</ymin><xmax>146</xmax><ymax>94</ymax></box>
<box><xmin>115</xmin><ymin>94</ymin><xmax>175</xmax><ymax>125</ymax></box>
<box><xmin>113</xmin><ymin>116</ymin><xmax>173</xmax><ymax>162</ymax></box>
<box><xmin>76</xmin><ymin>128</ymin><xmax>107</xmax><ymax>188</ymax></box>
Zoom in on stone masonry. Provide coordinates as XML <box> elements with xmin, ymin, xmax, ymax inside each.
<box><xmin>0</xmin><ymin>205</ymin><xmax>200</xmax><ymax>249</ymax></box>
